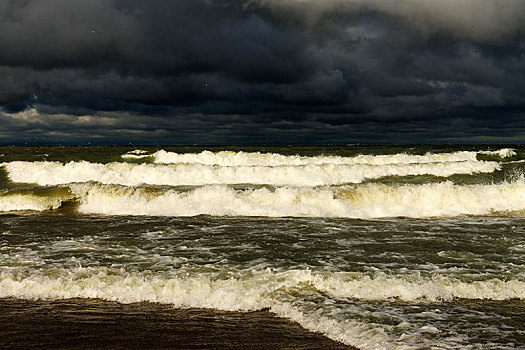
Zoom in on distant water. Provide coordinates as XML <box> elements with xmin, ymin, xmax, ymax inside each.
<box><xmin>0</xmin><ymin>145</ymin><xmax>524</xmax><ymax>349</ymax></box>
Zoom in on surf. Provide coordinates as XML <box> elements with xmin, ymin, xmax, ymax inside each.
<box><xmin>2</xmin><ymin>159</ymin><xmax>501</xmax><ymax>187</ymax></box>
<box><xmin>3</xmin><ymin>180</ymin><xmax>525</xmax><ymax>219</ymax></box>
<box><xmin>149</xmin><ymin>148</ymin><xmax>516</xmax><ymax>166</ymax></box>
<box><xmin>1</xmin><ymin>267</ymin><xmax>522</xmax><ymax>350</ymax></box>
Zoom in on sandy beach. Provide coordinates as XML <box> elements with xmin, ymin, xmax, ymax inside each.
<box><xmin>0</xmin><ymin>298</ymin><xmax>356</xmax><ymax>349</ymax></box>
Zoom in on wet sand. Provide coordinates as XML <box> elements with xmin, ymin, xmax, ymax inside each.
<box><xmin>0</xmin><ymin>298</ymin><xmax>357</xmax><ymax>349</ymax></box>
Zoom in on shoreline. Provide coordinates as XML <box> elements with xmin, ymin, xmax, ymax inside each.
<box><xmin>0</xmin><ymin>297</ymin><xmax>357</xmax><ymax>349</ymax></box>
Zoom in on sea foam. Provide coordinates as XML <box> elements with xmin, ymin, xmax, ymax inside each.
<box><xmin>1</xmin><ymin>268</ymin><xmax>523</xmax><ymax>349</ymax></box>
<box><xmin>0</xmin><ymin>187</ymin><xmax>74</xmax><ymax>212</ymax></box>
<box><xmin>152</xmin><ymin>149</ymin><xmax>484</xmax><ymax>166</ymax></box>
<box><xmin>1</xmin><ymin>181</ymin><xmax>524</xmax><ymax>218</ymax></box>
<box><xmin>3</xmin><ymin>159</ymin><xmax>500</xmax><ymax>187</ymax></box>
<box><xmin>150</xmin><ymin>148</ymin><xmax>516</xmax><ymax>166</ymax></box>
<box><xmin>69</xmin><ymin>181</ymin><xmax>525</xmax><ymax>218</ymax></box>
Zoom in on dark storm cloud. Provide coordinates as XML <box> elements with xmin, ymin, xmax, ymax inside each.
<box><xmin>250</xmin><ymin>0</ymin><xmax>525</xmax><ymax>43</ymax></box>
<box><xmin>0</xmin><ymin>0</ymin><xmax>524</xmax><ymax>144</ymax></box>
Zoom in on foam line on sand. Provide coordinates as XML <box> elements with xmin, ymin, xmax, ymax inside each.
<box><xmin>0</xmin><ymin>298</ymin><xmax>356</xmax><ymax>350</ymax></box>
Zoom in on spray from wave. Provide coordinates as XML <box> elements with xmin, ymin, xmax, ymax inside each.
<box><xmin>2</xmin><ymin>159</ymin><xmax>500</xmax><ymax>187</ymax></box>
<box><xmin>70</xmin><ymin>181</ymin><xmax>525</xmax><ymax>218</ymax></box>
<box><xmin>1</xmin><ymin>148</ymin><xmax>521</xmax><ymax>218</ymax></box>
<box><xmin>121</xmin><ymin>149</ymin><xmax>152</xmax><ymax>159</ymax></box>
<box><xmin>150</xmin><ymin>148</ymin><xmax>516</xmax><ymax>166</ymax></box>
<box><xmin>2</xmin><ymin>180</ymin><xmax>525</xmax><ymax>218</ymax></box>
<box><xmin>0</xmin><ymin>187</ymin><xmax>75</xmax><ymax>212</ymax></box>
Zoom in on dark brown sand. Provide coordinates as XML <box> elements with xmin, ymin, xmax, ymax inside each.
<box><xmin>0</xmin><ymin>298</ymin><xmax>357</xmax><ymax>350</ymax></box>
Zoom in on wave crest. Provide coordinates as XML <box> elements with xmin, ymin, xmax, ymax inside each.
<box><xmin>152</xmin><ymin>149</ymin><xmax>484</xmax><ymax>166</ymax></box>
<box><xmin>3</xmin><ymin>159</ymin><xmax>500</xmax><ymax>187</ymax></box>
<box><xmin>2</xmin><ymin>180</ymin><xmax>524</xmax><ymax>218</ymax></box>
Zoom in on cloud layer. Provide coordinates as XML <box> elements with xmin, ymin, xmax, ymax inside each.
<box><xmin>250</xmin><ymin>0</ymin><xmax>525</xmax><ymax>42</ymax></box>
<box><xmin>0</xmin><ymin>0</ymin><xmax>524</xmax><ymax>144</ymax></box>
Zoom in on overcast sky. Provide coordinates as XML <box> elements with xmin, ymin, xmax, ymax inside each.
<box><xmin>1</xmin><ymin>0</ymin><xmax>524</xmax><ymax>145</ymax></box>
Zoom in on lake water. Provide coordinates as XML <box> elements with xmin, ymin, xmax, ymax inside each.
<box><xmin>0</xmin><ymin>145</ymin><xmax>524</xmax><ymax>349</ymax></box>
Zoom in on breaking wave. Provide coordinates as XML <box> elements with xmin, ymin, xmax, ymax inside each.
<box><xmin>70</xmin><ymin>181</ymin><xmax>525</xmax><ymax>218</ymax></box>
<box><xmin>1</xmin><ymin>267</ymin><xmax>522</xmax><ymax>306</ymax></box>
<box><xmin>2</xmin><ymin>181</ymin><xmax>525</xmax><ymax>218</ymax></box>
<box><xmin>151</xmin><ymin>149</ymin><xmax>515</xmax><ymax>166</ymax></box>
<box><xmin>121</xmin><ymin>149</ymin><xmax>152</xmax><ymax>159</ymax></box>
<box><xmin>2</xmin><ymin>148</ymin><xmax>520</xmax><ymax>218</ymax></box>
<box><xmin>479</xmin><ymin>148</ymin><xmax>517</xmax><ymax>158</ymax></box>
<box><xmin>0</xmin><ymin>187</ymin><xmax>75</xmax><ymax>212</ymax></box>
<box><xmin>0</xmin><ymin>267</ymin><xmax>522</xmax><ymax>349</ymax></box>
<box><xmin>2</xmin><ymin>159</ymin><xmax>500</xmax><ymax>187</ymax></box>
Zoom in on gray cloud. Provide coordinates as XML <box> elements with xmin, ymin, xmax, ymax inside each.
<box><xmin>0</xmin><ymin>0</ymin><xmax>524</xmax><ymax>144</ymax></box>
<box><xmin>249</xmin><ymin>0</ymin><xmax>525</xmax><ymax>43</ymax></box>
<box><xmin>0</xmin><ymin>0</ymin><xmax>141</xmax><ymax>68</ymax></box>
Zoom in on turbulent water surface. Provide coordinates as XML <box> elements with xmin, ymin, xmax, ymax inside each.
<box><xmin>0</xmin><ymin>145</ymin><xmax>524</xmax><ymax>349</ymax></box>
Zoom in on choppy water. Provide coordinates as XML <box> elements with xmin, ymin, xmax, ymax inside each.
<box><xmin>0</xmin><ymin>145</ymin><xmax>524</xmax><ymax>349</ymax></box>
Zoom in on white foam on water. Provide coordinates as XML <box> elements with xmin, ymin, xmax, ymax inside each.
<box><xmin>1</xmin><ymin>180</ymin><xmax>524</xmax><ymax>218</ymax></box>
<box><xmin>310</xmin><ymin>271</ymin><xmax>525</xmax><ymax>301</ymax></box>
<box><xmin>4</xmin><ymin>267</ymin><xmax>521</xmax><ymax>305</ymax></box>
<box><xmin>128</xmin><ymin>150</ymin><xmax>149</xmax><ymax>154</ymax></box>
<box><xmin>0</xmin><ymin>267</ymin><xmax>385</xmax><ymax>349</ymax></box>
<box><xmin>152</xmin><ymin>149</ymin><xmax>486</xmax><ymax>166</ymax></box>
<box><xmin>0</xmin><ymin>191</ymin><xmax>67</xmax><ymax>212</ymax></box>
<box><xmin>121</xmin><ymin>149</ymin><xmax>152</xmax><ymax>159</ymax></box>
<box><xmin>479</xmin><ymin>148</ymin><xmax>517</xmax><ymax>158</ymax></box>
<box><xmin>67</xmin><ymin>180</ymin><xmax>525</xmax><ymax>218</ymax></box>
<box><xmin>1</xmin><ymin>268</ymin><xmax>523</xmax><ymax>350</ymax></box>
<box><xmin>2</xmin><ymin>159</ymin><xmax>500</xmax><ymax>187</ymax></box>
